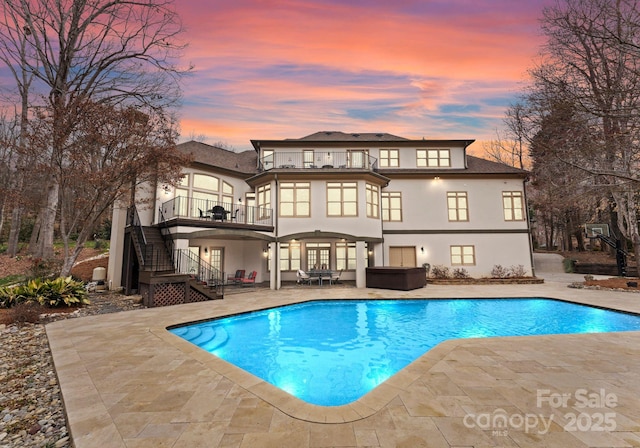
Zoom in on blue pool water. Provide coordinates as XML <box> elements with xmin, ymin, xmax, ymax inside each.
<box><xmin>169</xmin><ymin>299</ymin><xmax>640</xmax><ymax>406</ymax></box>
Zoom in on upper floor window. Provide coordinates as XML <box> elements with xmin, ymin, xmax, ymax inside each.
<box><xmin>451</xmin><ymin>245</ymin><xmax>475</xmax><ymax>265</ymax></box>
<box><xmin>447</xmin><ymin>191</ymin><xmax>468</xmax><ymax>221</ymax></box>
<box><xmin>262</xmin><ymin>149</ymin><xmax>274</xmax><ymax>170</ymax></box>
<box><xmin>417</xmin><ymin>149</ymin><xmax>450</xmax><ymax>167</ymax></box>
<box><xmin>303</xmin><ymin>150</ymin><xmax>315</xmax><ymax>168</ymax></box>
<box><xmin>279</xmin><ymin>182</ymin><xmax>310</xmax><ymax>217</ymax></box>
<box><xmin>327</xmin><ymin>182</ymin><xmax>357</xmax><ymax>216</ymax></box>
<box><xmin>257</xmin><ymin>184</ymin><xmax>271</xmax><ymax>219</ymax></box>
<box><xmin>381</xmin><ymin>191</ymin><xmax>402</xmax><ymax>221</ymax></box>
<box><xmin>193</xmin><ymin>173</ymin><xmax>219</xmax><ymax>191</ymax></box>
<box><xmin>379</xmin><ymin>149</ymin><xmax>399</xmax><ymax>167</ymax></box>
<box><xmin>347</xmin><ymin>149</ymin><xmax>369</xmax><ymax>168</ymax></box>
<box><xmin>503</xmin><ymin>191</ymin><xmax>525</xmax><ymax>221</ymax></box>
<box><xmin>366</xmin><ymin>184</ymin><xmax>379</xmax><ymax>218</ymax></box>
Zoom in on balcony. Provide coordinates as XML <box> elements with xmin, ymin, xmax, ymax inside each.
<box><xmin>160</xmin><ymin>196</ymin><xmax>273</xmax><ymax>229</ymax></box>
<box><xmin>260</xmin><ymin>151</ymin><xmax>378</xmax><ymax>171</ymax></box>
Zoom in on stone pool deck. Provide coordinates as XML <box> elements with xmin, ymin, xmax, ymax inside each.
<box><xmin>47</xmin><ymin>278</ymin><xmax>640</xmax><ymax>447</ymax></box>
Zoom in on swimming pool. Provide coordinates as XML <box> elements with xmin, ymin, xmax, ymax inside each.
<box><xmin>169</xmin><ymin>298</ymin><xmax>640</xmax><ymax>406</ymax></box>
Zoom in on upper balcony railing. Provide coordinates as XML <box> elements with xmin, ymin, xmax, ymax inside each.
<box><xmin>160</xmin><ymin>196</ymin><xmax>273</xmax><ymax>227</ymax></box>
<box><xmin>259</xmin><ymin>151</ymin><xmax>378</xmax><ymax>171</ymax></box>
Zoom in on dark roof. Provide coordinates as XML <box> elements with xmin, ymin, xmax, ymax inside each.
<box><xmin>291</xmin><ymin>131</ymin><xmax>409</xmax><ymax>142</ymax></box>
<box><xmin>176</xmin><ymin>141</ymin><xmax>257</xmax><ymax>174</ymax></box>
<box><xmin>467</xmin><ymin>155</ymin><xmax>528</xmax><ymax>174</ymax></box>
<box><xmin>378</xmin><ymin>155</ymin><xmax>528</xmax><ymax>177</ymax></box>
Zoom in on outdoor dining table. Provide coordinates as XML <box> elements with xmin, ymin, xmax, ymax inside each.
<box><xmin>308</xmin><ymin>269</ymin><xmax>334</xmax><ymax>285</ymax></box>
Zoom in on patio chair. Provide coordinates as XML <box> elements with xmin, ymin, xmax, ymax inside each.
<box><xmin>330</xmin><ymin>269</ymin><xmax>343</xmax><ymax>285</ymax></box>
<box><xmin>240</xmin><ymin>271</ymin><xmax>257</xmax><ymax>286</ymax></box>
<box><xmin>227</xmin><ymin>269</ymin><xmax>245</xmax><ymax>285</ymax></box>
<box><xmin>198</xmin><ymin>208</ymin><xmax>210</xmax><ymax>219</ymax></box>
<box><xmin>296</xmin><ymin>269</ymin><xmax>317</xmax><ymax>285</ymax></box>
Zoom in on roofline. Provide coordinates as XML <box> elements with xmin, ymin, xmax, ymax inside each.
<box><xmin>251</xmin><ymin>139</ymin><xmax>476</xmax><ymax>152</ymax></box>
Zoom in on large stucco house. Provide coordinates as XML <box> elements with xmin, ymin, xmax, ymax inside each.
<box><xmin>107</xmin><ymin>131</ymin><xmax>533</xmax><ymax>302</ymax></box>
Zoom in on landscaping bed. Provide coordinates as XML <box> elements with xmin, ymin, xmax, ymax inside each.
<box><xmin>427</xmin><ymin>277</ymin><xmax>544</xmax><ymax>285</ymax></box>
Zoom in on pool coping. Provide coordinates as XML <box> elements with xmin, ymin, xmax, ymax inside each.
<box><xmin>157</xmin><ymin>295</ymin><xmax>639</xmax><ymax>424</ymax></box>
<box><xmin>46</xmin><ymin>283</ymin><xmax>640</xmax><ymax>447</ymax></box>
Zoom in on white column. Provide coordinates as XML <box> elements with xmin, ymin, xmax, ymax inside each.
<box><xmin>355</xmin><ymin>240</ymin><xmax>367</xmax><ymax>288</ymax></box>
<box><xmin>270</xmin><ymin>242</ymin><xmax>280</xmax><ymax>290</ymax></box>
<box><xmin>107</xmin><ymin>204</ymin><xmax>128</xmax><ymax>290</ymax></box>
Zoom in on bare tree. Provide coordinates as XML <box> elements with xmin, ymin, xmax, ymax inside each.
<box><xmin>516</xmin><ymin>0</ymin><xmax>640</xmax><ymax>261</ymax></box>
<box><xmin>0</xmin><ymin>0</ymin><xmax>190</xmax><ymax>266</ymax></box>
<box><xmin>0</xmin><ymin>4</ymin><xmax>35</xmax><ymax>256</ymax></box>
<box><xmin>26</xmin><ymin>101</ymin><xmax>190</xmax><ymax>275</ymax></box>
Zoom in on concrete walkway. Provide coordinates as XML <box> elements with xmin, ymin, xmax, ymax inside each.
<box><xmin>47</xmin><ymin>269</ymin><xmax>640</xmax><ymax>447</ymax></box>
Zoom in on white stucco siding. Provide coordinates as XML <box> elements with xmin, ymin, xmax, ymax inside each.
<box><xmin>276</xmin><ymin>179</ymin><xmax>383</xmax><ymax>238</ymax></box>
<box><xmin>382</xmin><ymin>178</ymin><xmax>528</xmax><ymax>232</ymax></box>
<box><xmin>382</xmin><ymin>233</ymin><xmax>533</xmax><ymax>278</ymax></box>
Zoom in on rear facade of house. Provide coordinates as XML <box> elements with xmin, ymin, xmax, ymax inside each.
<box><xmin>108</xmin><ymin>131</ymin><xmax>533</xmax><ymax>294</ymax></box>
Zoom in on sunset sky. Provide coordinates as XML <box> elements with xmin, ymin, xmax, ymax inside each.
<box><xmin>175</xmin><ymin>0</ymin><xmax>552</xmax><ymax>153</ymax></box>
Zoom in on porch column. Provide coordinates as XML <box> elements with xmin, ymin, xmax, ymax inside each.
<box><xmin>355</xmin><ymin>240</ymin><xmax>367</xmax><ymax>288</ymax></box>
<box><xmin>107</xmin><ymin>203</ymin><xmax>128</xmax><ymax>290</ymax></box>
<box><xmin>269</xmin><ymin>242</ymin><xmax>280</xmax><ymax>290</ymax></box>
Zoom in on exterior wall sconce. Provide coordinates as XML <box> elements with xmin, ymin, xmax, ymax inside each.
<box><xmin>162</xmin><ymin>185</ymin><xmax>171</xmax><ymax>195</ymax></box>
<box><xmin>263</xmin><ymin>249</ymin><xmax>268</xmax><ymax>257</ymax></box>
<box><xmin>421</xmin><ymin>247</ymin><xmax>425</xmax><ymax>253</ymax></box>
<box><xmin>204</xmin><ymin>247</ymin><xmax>208</xmax><ymax>254</ymax></box>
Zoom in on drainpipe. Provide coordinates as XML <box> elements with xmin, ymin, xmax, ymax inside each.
<box><xmin>523</xmin><ymin>176</ymin><xmax>536</xmax><ymax>277</ymax></box>
<box><xmin>274</xmin><ymin>174</ymin><xmax>279</xmax><ymax>289</ymax></box>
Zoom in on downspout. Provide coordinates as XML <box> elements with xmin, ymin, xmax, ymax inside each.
<box><xmin>274</xmin><ymin>174</ymin><xmax>279</xmax><ymax>289</ymax></box>
<box><xmin>522</xmin><ymin>175</ymin><xmax>536</xmax><ymax>277</ymax></box>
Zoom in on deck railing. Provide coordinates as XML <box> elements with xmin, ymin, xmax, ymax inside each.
<box><xmin>160</xmin><ymin>196</ymin><xmax>273</xmax><ymax>227</ymax></box>
<box><xmin>259</xmin><ymin>151</ymin><xmax>378</xmax><ymax>171</ymax></box>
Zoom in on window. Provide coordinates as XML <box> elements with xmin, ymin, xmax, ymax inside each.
<box><xmin>451</xmin><ymin>245</ymin><xmax>475</xmax><ymax>265</ymax></box>
<box><xmin>503</xmin><ymin>191</ymin><xmax>525</xmax><ymax>221</ymax></box>
<box><xmin>447</xmin><ymin>192</ymin><xmax>468</xmax><ymax>221</ymax></box>
<box><xmin>381</xmin><ymin>191</ymin><xmax>402</xmax><ymax>221</ymax></box>
<box><xmin>280</xmin><ymin>242</ymin><xmax>301</xmax><ymax>271</ymax></box>
<box><xmin>191</xmin><ymin>174</ymin><xmax>221</xmax><ymax>218</ymax></box>
<box><xmin>306</xmin><ymin>242</ymin><xmax>330</xmax><ymax>269</ymax></box>
<box><xmin>279</xmin><ymin>182</ymin><xmax>310</xmax><ymax>217</ymax></box>
<box><xmin>336</xmin><ymin>242</ymin><xmax>356</xmax><ymax>270</ymax></box>
<box><xmin>366</xmin><ymin>184</ymin><xmax>379</xmax><ymax>218</ymax></box>
<box><xmin>327</xmin><ymin>182</ymin><xmax>357</xmax><ymax>216</ymax></box>
<box><xmin>379</xmin><ymin>149</ymin><xmax>399</xmax><ymax>167</ymax></box>
<box><xmin>417</xmin><ymin>149</ymin><xmax>450</xmax><ymax>167</ymax></box>
<box><xmin>303</xmin><ymin>150</ymin><xmax>315</xmax><ymax>168</ymax></box>
<box><xmin>262</xmin><ymin>149</ymin><xmax>274</xmax><ymax>170</ymax></box>
<box><xmin>347</xmin><ymin>150</ymin><xmax>369</xmax><ymax>168</ymax></box>
<box><xmin>193</xmin><ymin>173</ymin><xmax>219</xmax><ymax>191</ymax></box>
<box><xmin>257</xmin><ymin>184</ymin><xmax>271</xmax><ymax>219</ymax></box>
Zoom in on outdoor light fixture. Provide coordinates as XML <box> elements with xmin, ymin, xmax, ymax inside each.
<box><xmin>434</xmin><ymin>176</ymin><xmax>440</xmax><ymax>181</ymax></box>
<box><xmin>263</xmin><ymin>249</ymin><xmax>268</xmax><ymax>257</ymax></box>
<box><xmin>204</xmin><ymin>247</ymin><xmax>208</xmax><ymax>254</ymax></box>
<box><xmin>162</xmin><ymin>185</ymin><xmax>171</xmax><ymax>195</ymax></box>
<box><xmin>421</xmin><ymin>247</ymin><xmax>425</xmax><ymax>253</ymax></box>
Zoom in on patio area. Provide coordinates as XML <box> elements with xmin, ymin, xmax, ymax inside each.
<box><xmin>47</xmin><ymin>270</ymin><xmax>640</xmax><ymax>447</ymax></box>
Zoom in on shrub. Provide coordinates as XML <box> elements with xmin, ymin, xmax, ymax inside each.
<box><xmin>563</xmin><ymin>258</ymin><xmax>576</xmax><ymax>273</ymax></box>
<box><xmin>490</xmin><ymin>265</ymin><xmax>510</xmax><ymax>278</ymax></box>
<box><xmin>452</xmin><ymin>268</ymin><xmax>470</xmax><ymax>279</ymax></box>
<box><xmin>431</xmin><ymin>265</ymin><xmax>450</xmax><ymax>279</ymax></box>
<box><xmin>6</xmin><ymin>302</ymin><xmax>41</xmax><ymax>325</ymax></box>
<box><xmin>508</xmin><ymin>264</ymin><xmax>527</xmax><ymax>278</ymax></box>
<box><xmin>0</xmin><ymin>285</ymin><xmax>22</xmax><ymax>308</ymax></box>
<box><xmin>0</xmin><ymin>277</ymin><xmax>90</xmax><ymax>309</ymax></box>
